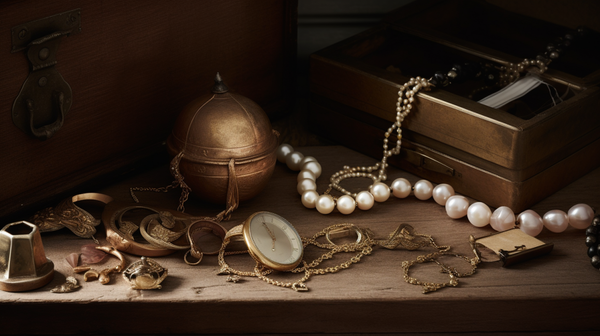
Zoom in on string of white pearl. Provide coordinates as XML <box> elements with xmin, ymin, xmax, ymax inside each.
<box><xmin>276</xmin><ymin>143</ymin><xmax>595</xmax><ymax>237</ymax></box>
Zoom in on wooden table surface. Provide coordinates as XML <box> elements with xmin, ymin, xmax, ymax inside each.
<box><xmin>1</xmin><ymin>145</ymin><xmax>599</xmax><ymax>335</ymax></box>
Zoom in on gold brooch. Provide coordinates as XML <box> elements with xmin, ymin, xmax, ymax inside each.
<box><xmin>122</xmin><ymin>257</ymin><xmax>167</xmax><ymax>290</ymax></box>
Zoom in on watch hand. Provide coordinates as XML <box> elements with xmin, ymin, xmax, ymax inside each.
<box><xmin>262</xmin><ymin>221</ymin><xmax>276</xmax><ymax>251</ymax></box>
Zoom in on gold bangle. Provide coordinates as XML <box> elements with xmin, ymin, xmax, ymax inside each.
<box><xmin>31</xmin><ymin>193</ymin><xmax>113</xmax><ymax>238</ymax></box>
<box><xmin>102</xmin><ymin>202</ymin><xmax>176</xmax><ymax>257</ymax></box>
<box><xmin>184</xmin><ymin>219</ymin><xmax>227</xmax><ymax>266</ymax></box>
<box><xmin>139</xmin><ymin>213</ymin><xmax>189</xmax><ymax>251</ymax></box>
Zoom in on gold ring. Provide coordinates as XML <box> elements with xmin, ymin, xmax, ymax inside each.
<box><xmin>325</xmin><ymin>224</ymin><xmax>364</xmax><ymax>246</ymax></box>
<box><xmin>123</xmin><ymin>256</ymin><xmax>168</xmax><ymax>290</ymax></box>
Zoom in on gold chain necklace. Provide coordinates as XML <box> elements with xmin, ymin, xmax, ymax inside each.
<box><xmin>217</xmin><ymin>222</ymin><xmax>480</xmax><ymax>292</ymax></box>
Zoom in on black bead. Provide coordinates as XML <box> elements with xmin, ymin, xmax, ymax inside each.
<box><xmin>547</xmin><ymin>43</ymin><xmax>556</xmax><ymax>52</ymax></box>
<box><xmin>592</xmin><ymin>216</ymin><xmax>600</xmax><ymax>227</ymax></box>
<box><xmin>433</xmin><ymin>71</ymin><xmax>447</xmax><ymax>86</ymax></box>
<box><xmin>586</xmin><ymin>225</ymin><xmax>598</xmax><ymax>236</ymax></box>
<box><xmin>451</xmin><ymin>63</ymin><xmax>464</xmax><ymax>76</ymax></box>
<box><xmin>536</xmin><ymin>54</ymin><xmax>548</xmax><ymax>63</ymax></box>
<box><xmin>586</xmin><ymin>235</ymin><xmax>597</xmax><ymax>247</ymax></box>
<box><xmin>591</xmin><ymin>255</ymin><xmax>600</xmax><ymax>269</ymax></box>
<box><xmin>564</xmin><ymin>32</ymin><xmax>575</xmax><ymax>41</ymax></box>
<box><xmin>577</xmin><ymin>26</ymin><xmax>589</xmax><ymax>38</ymax></box>
<box><xmin>588</xmin><ymin>245</ymin><xmax>598</xmax><ymax>258</ymax></box>
<box><xmin>562</xmin><ymin>39</ymin><xmax>571</xmax><ymax>48</ymax></box>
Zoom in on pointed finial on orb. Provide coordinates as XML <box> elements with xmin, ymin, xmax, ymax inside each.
<box><xmin>212</xmin><ymin>72</ymin><xmax>229</xmax><ymax>93</ymax></box>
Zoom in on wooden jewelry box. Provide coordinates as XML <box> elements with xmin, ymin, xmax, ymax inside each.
<box><xmin>0</xmin><ymin>0</ymin><xmax>297</xmax><ymax>219</ymax></box>
<box><xmin>309</xmin><ymin>0</ymin><xmax>600</xmax><ymax>212</ymax></box>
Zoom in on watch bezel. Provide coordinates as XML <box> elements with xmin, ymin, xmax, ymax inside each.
<box><xmin>242</xmin><ymin>211</ymin><xmax>303</xmax><ymax>271</ymax></box>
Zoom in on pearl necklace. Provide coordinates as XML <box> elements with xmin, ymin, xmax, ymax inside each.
<box><xmin>277</xmin><ymin>142</ymin><xmax>596</xmax><ymax>237</ymax></box>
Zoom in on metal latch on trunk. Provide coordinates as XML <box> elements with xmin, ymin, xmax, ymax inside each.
<box><xmin>11</xmin><ymin>9</ymin><xmax>81</xmax><ymax>140</ymax></box>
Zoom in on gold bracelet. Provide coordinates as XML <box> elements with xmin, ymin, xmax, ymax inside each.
<box><xmin>103</xmin><ymin>203</ymin><xmax>175</xmax><ymax>256</ymax></box>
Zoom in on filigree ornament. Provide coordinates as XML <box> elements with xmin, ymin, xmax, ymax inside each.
<box><xmin>123</xmin><ymin>257</ymin><xmax>168</xmax><ymax>290</ymax></box>
<box><xmin>118</xmin><ymin>220</ymin><xmax>139</xmax><ymax>241</ymax></box>
<box><xmin>147</xmin><ymin>216</ymin><xmax>186</xmax><ymax>243</ymax></box>
<box><xmin>31</xmin><ymin>193</ymin><xmax>113</xmax><ymax>238</ymax></box>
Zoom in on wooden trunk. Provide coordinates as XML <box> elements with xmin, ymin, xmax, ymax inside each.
<box><xmin>0</xmin><ymin>0</ymin><xmax>297</xmax><ymax>218</ymax></box>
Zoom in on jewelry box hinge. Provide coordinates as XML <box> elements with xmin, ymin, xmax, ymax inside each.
<box><xmin>10</xmin><ymin>9</ymin><xmax>81</xmax><ymax>140</ymax></box>
<box><xmin>402</xmin><ymin>148</ymin><xmax>454</xmax><ymax>177</ymax></box>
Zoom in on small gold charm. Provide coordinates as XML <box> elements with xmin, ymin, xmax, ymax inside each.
<box><xmin>226</xmin><ymin>275</ymin><xmax>241</xmax><ymax>283</ymax></box>
<box><xmin>83</xmin><ymin>270</ymin><xmax>99</xmax><ymax>282</ymax></box>
<box><xmin>291</xmin><ymin>283</ymin><xmax>308</xmax><ymax>292</ymax></box>
<box><xmin>51</xmin><ymin>276</ymin><xmax>80</xmax><ymax>293</ymax></box>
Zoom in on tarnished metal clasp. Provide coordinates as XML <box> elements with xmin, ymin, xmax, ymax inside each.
<box><xmin>11</xmin><ymin>9</ymin><xmax>81</xmax><ymax>140</ymax></box>
<box><xmin>500</xmin><ymin>245</ymin><xmax>527</xmax><ymax>255</ymax></box>
<box><xmin>292</xmin><ymin>282</ymin><xmax>309</xmax><ymax>292</ymax></box>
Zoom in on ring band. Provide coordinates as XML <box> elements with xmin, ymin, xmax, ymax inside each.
<box><xmin>103</xmin><ymin>203</ymin><xmax>177</xmax><ymax>257</ymax></box>
<box><xmin>139</xmin><ymin>213</ymin><xmax>189</xmax><ymax>251</ymax></box>
<box><xmin>185</xmin><ymin>219</ymin><xmax>227</xmax><ymax>265</ymax></box>
<box><xmin>325</xmin><ymin>224</ymin><xmax>364</xmax><ymax>246</ymax></box>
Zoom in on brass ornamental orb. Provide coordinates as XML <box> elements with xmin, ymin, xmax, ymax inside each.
<box><xmin>167</xmin><ymin>73</ymin><xmax>278</xmax><ymax>205</ymax></box>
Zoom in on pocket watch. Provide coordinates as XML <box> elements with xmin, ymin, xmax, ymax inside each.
<box><xmin>240</xmin><ymin>211</ymin><xmax>303</xmax><ymax>271</ymax></box>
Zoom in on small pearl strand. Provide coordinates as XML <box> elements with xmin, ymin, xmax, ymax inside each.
<box><xmin>276</xmin><ymin>77</ymin><xmax>432</xmax><ymax>216</ymax></box>
<box><xmin>276</xmin><ymin>143</ymin><xmax>595</xmax><ymax>237</ymax></box>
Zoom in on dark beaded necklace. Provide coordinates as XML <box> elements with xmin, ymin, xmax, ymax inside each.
<box><xmin>428</xmin><ymin>26</ymin><xmax>590</xmax><ymax>90</ymax></box>
<box><xmin>585</xmin><ymin>215</ymin><xmax>600</xmax><ymax>269</ymax></box>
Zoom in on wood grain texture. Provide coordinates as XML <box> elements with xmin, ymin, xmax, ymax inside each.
<box><xmin>1</xmin><ymin>145</ymin><xmax>598</xmax><ymax>334</ymax></box>
<box><xmin>0</xmin><ymin>0</ymin><xmax>296</xmax><ymax>217</ymax></box>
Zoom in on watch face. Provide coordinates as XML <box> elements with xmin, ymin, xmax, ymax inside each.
<box><xmin>244</xmin><ymin>211</ymin><xmax>303</xmax><ymax>271</ymax></box>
